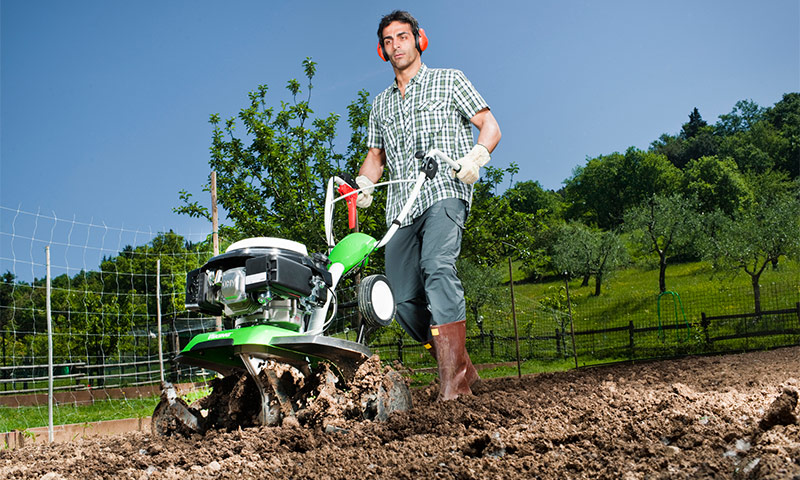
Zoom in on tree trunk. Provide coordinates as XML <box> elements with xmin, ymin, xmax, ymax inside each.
<box><xmin>659</xmin><ymin>254</ymin><xmax>667</xmax><ymax>293</ymax></box>
<box><xmin>581</xmin><ymin>274</ymin><xmax>590</xmax><ymax>287</ymax></box>
<box><xmin>751</xmin><ymin>273</ymin><xmax>762</xmax><ymax>317</ymax></box>
<box><xmin>594</xmin><ymin>272</ymin><xmax>603</xmax><ymax>296</ymax></box>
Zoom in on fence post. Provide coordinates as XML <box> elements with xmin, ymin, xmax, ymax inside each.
<box><xmin>628</xmin><ymin>321</ymin><xmax>634</xmax><ymax>360</ymax></box>
<box><xmin>157</xmin><ymin>259</ymin><xmax>165</xmax><ymax>385</ymax></box>
<box><xmin>1</xmin><ymin>331</ymin><xmax>5</xmax><ymax>392</ymax></box>
<box><xmin>555</xmin><ymin>329</ymin><xmax>561</xmax><ymax>357</ymax></box>
<box><xmin>46</xmin><ymin>246</ymin><xmax>54</xmax><ymax>443</ymax></box>
<box><xmin>397</xmin><ymin>337</ymin><xmax>403</xmax><ymax>364</ymax></box>
<box><xmin>701</xmin><ymin>313</ymin><xmax>710</xmax><ymax>346</ymax></box>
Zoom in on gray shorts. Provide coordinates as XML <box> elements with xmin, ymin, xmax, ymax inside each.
<box><xmin>385</xmin><ymin>198</ymin><xmax>467</xmax><ymax>343</ymax></box>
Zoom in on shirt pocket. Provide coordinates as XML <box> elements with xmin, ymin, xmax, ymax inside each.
<box><xmin>379</xmin><ymin>115</ymin><xmax>401</xmax><ymax>154</ymax></box>
<box><xmin>415</xmin><ymin>98</ymin><xmax>449</xmax><ymax>135</ymax></box>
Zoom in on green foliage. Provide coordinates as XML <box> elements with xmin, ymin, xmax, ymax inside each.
<box><xmin>550</xmin><ymin>222</ymin><xmax>627</xmax><ymax>295</ymax></box>
<box><xmin>564</xmin><ymin>147</ymin><xmax>682</xmax><ymax>229</ymax></box>
<box><xmin>682</xmin><ymin>155</ymin><xmax>752</xmax><ymax>215</ymax></box>
<box><xmin>462</xmin><ymin>165</ymin><xmax>544</xmax><ymax>268</ymax></box>
<box><xmin>700</xmin><ymin>173</ymin><xmax>800</xmax><ymax>313</ymax></box>
<box><xmin>763</xmin><ymin>92</ymin><xmax>800</xmax><ymax>177</ymax></box>
<box><xmin>2</xmin><ymin>232</ymin><xmax>209</xmax><ymax>368</ymax></box>
<box><xmin>504</xmin><ymin>180</ymin><xmax>562</xmax><ymax>218</ymax></box>
<box><xmin>715</xmin><ymin>99</ymin><xmax>766</xmax><ymax>136</ymax></box>
<box><xmin>175</xmin><ymin>58</ymin><xmax>375</xmax><ymax>253</ymax></box>
<box><xmin>457</xmin><ymin>257</ymin><xmax>505</xmax><ymax>335</ymax></box>
<box><xmin>0</xmin><ymin>396</ymin><xmax>161</xmax><ymax>432</ymax></box>
<box><xmin>651</xmin><ymin>108</ymin><xmax>719</xmax><ymax>169</ymax></box>
<box><xmin>623</xmin><ymin>193</ymin><xmax>700</xmax><ymax>292</ymax></box>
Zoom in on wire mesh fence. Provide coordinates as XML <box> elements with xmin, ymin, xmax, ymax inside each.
<box><xmin>2</xmin><ymin>205</ymin><xmax>799</xmax><ymax>428</ymax></box>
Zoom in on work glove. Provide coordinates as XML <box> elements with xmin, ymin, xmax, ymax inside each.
<box><xmin>453</xmin><ymin>144</ymin><xmax>491</xmax><ymax>184</ymax></box>
<box><xmin>355</xmin><ymin>175</ymin><xmax>375</xmax><ymax>208</ymax></box>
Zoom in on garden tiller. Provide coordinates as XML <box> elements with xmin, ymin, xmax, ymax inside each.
<box><xmin>152</xmin><ymin>149</ymin><xmax>461</xmax><ymax>435</ymax></box>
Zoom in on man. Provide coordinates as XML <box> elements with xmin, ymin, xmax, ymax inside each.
<box><xmin>356</xmin><ymin>10</ymin><xmax>501</xmax><ymax>401</ymax></box>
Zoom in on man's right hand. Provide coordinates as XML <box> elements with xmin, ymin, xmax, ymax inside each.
<box><xmin>453</xmin><ymin>144</ymin><xmax>491</xmax><ymax>184</ymax></box>
<box><xmin>355</xmin><ymin>175</ymin><xmax>375</xmax><ymax>208</ymax></box>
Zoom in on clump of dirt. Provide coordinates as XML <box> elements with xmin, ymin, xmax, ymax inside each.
<box><xmin>296</xmin><ymin>355</ymin><xmax>412</xmax><ymax>429</ymax></box>
<box><xmin>194</xmin><ymin>373</ymin><xmax>262</xmax><ymax>431</ymax></box>
<box><xmin>158</xmin><ymin>355</ymin><xmax>413</xmax><ymax>434</ymax></box>
<box><xmin>758</xmin><ymin>387</ymin><xmax>798</xmax><ymax>430</ymax></box>
<box><xmin>2</xmin><ymin>347</ymin><xmax>799</xmax><ymax>479</ymax></box>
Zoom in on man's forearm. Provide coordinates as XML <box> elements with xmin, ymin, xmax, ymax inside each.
<box><xmin>474</xmin><ymin>110</ymin><xmax>501</xmax><ymax>153</ymax></box>
<box><xmin>358</xmin><ymin>148</ymin><xmax>386</xmax><ymax>183</ymax></box>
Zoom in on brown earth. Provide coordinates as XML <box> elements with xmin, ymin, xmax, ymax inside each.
<box><xmin>2</xmin><ymin>346</ymin><xmax>799</xmax><ymax>480</ymax></box>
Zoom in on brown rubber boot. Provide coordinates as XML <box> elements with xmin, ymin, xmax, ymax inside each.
<box><xmin>430</xmin><ymin>320</ymin><xmax>477</xmax><ymax>401</ymax></box>
<box><xmin>424</xmin><ymin>337</ymin><xmax>479</xmax><ymax>387</ymax></box>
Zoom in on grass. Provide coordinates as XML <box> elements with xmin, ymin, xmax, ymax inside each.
<box><xmin>372</xmin><ymin>257</ymin><xmax>799</xmax><ymax>366</ymax></box>
<box><xmin>4</xmin><ymin>259</ymin><xmax>798</xmax><ymax>432</ymax></box>
<box><xmin>1</xmin><ymin>396</ymin><xmax>160</xmax><ymax>433</ymax></box>
<box><xmin>1</xmin><ymin>386</ymin><xmax>213</xmax><ymax>433</ymax></box>
<box><xmin>493</xmin><ymin>258</ymin><xmax>799</xmax><ymax>336</ymax></box>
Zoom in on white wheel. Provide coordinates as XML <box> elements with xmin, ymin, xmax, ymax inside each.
<box><xmin>357</xmin><ymin>275</ymin><xmax>396</xmax><ymax>328</ymax></box>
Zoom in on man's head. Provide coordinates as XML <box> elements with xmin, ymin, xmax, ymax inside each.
<box><xmin>377</xmin><ymin>10</ymin><xmax>427</xmax><ymax>63</ymax></box>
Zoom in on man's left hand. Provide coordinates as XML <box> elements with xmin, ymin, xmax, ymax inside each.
<box><xmin>453</xmin><ymin>144</ymin><xmax>491</xmax><ymax>184</ymax></box>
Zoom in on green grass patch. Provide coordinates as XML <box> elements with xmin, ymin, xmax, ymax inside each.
<box><xmin>1</xmin><ymin>385</ymin><xmax>213</xmax><ymax>433</ymax></box>
<box><xmin>0</xmin><ymin>396</ymin><xmax>161</xmax><ymax>433</ymax></box>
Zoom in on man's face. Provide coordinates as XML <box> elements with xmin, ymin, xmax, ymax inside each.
<box><xmin>381</xmin><ymin>21</ymin><xmax>418</xmax><ymax>70</ymax></box>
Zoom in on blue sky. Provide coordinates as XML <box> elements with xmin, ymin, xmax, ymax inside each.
<box><xmin>2</xmin><ymin>0</ymin><xmax>798</xmax><ymax>259</ymax></box>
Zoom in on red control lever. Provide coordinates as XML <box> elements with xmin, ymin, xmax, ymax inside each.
<box><xmin>337</xmin><ymin>183</ymin><xmax>358</xmax><ymax>229</ymax></box>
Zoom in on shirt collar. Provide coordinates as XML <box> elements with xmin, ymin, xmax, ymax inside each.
<box><xmin>391</xmin><ymin>63</ymin><xmax>428</xmax><ymax>92</ymax></box>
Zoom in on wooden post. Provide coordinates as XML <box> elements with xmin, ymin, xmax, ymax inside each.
<box><xmin>628</xmin><ymin>321</ymin><xmax>635</xmax><ymax>360</ymax></box>
<box><xmin>211</xmin><ymin>171</ymin><xmax>219</xmax><ymax>256</ymax></box>
<box><xmin>564</xmin><ymin>276</ymin><xmax>578</xmax><ymax>369</ymax></box>
<box><xmin>508</xmin><ymin>256</ymin><xmax>522</xmax><ymax>379</ymax></box>
<box><xmin>396</xmin><ymin>337</ymin><xmax>404</xmax><ymax>364</ymax></box>
<box><xmin>701</xmin><ymin>313</ymin><xmax>711</xmax><ymax>346</ymax></box>
<box><xmin>157</xmin><ymin>259</ymin><xmax>164</xmax><ymax>384</ymax></box>
<box><xmin>46</xmin><ymin>246</ymin><xmax>54</xmax><ymax>443</ymax></box>
<box><xmin>211</xmin><ymin>171</ymin><xmax>222</xmax><ymax>332</ymax></box>
<box><xmin>796</xmin><ymin>302</ymin><xmax>800</xmax><ymax>325</ymax></box>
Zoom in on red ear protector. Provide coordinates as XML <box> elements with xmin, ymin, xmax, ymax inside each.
<box><xmin>378</xmin><ymin>27</ymin><xmax>428</xmax><ymax>62</ymax></box>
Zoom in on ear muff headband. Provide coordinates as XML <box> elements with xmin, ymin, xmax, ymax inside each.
<box><xmin>378</xmin><ymin>27</ymin><xmax>428</xmax><ymax>61</ymax></box>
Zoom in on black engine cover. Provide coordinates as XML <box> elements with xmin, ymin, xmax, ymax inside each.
<box><xmin>245</xmin><ymin>254</ymin><xmax>313</xmax><ymax>297</ymax></box>
<box><xmin>185</xmin><ymin>268</ymin><xmax>223</xmax><ymax>315</ymax></box>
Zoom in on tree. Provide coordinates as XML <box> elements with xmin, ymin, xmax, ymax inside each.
<box><xmin>0</xmin><ymin>272</ymin><xmax>16</xmax><ymax>332</ymax></box>
<box><xmin>681</xmin><ymin>107</ymin><xmax>708</xmax><ymax>139</ymax></box>
<box><xmin>701</xmin><ymin>174</ymin><xmax>800</xmax><ymax>315</ymax></box>
<box><xmin>175</xmin><ymin>58</ymin><xmax>373</xmax><ymax>253</ymax></box>
<box><xmin>462</xmin><ymin>165</ymin><xmax>543</xmax><ymax>268</ymax></box>
<box><xmin>564</xmin><ymin>148</ymin><xmax>682</xmax><ymax>229</ymax></box>
<box><xmin>718</xmin><ymin>119</ymin><xmax>785</xmax><ymax>174</ymax></box>
<box><xmin>682</xmin><ymin>156</ymin><xmax>752</xmax><ymax>215</ymax></box>
<box><xmin>715</xmin><ymin>99</ymin><xmax>766</xmax><ymax>136</ymax></box>
<box><xmin>651</xmin><ymin>107</ymin><xmax>718</xmax><ymax>169</ymax></box>
<box><xmin>504</xmin><ymin>180</ymin><xmax>561</xmax><ymax>218</ymax></box>
<box><xmin>623</xmin><ymin>194</ymin><xmax>700</xmax><ymax>293</ymax></box>
<box><xmin>457</xmin><ymin>258</ymin><xmax>504</xmax><ymax>337</ymax></box>
<box><xmin>549</xmin><ymin>222</ymin><xmax>595</xmax><ymax>284</ymax></box>
<box><xmin>763</xmin><ymin>92</ymin><xmax>800</xmax><ymax>178</ymax></box>
<box><xmin>550</xmin><ymin>223</ymin><xmax>627</xmax><ymax>295</ymax></box>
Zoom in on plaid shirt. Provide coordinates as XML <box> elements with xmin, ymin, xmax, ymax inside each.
<box><xmin>367</xmin><ymin>64</ymin><xmax>489</xmax><ymax>227</ymax></box>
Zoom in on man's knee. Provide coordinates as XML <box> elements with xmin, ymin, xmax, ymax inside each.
<box><xmin>395</xmin><ymin>299</ymin><xmax>431</xmax><ymax>343</ymax></box>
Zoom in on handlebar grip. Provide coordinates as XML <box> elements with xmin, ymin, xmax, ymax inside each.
<box><xmin>337</xmin><ymin>183</ymin><xmax>358</xmax><ymax>229</ymax></box>
<box><xmin>415</xmin><ymin>149</ymin><xmax>460</xmax><ymax>172</ymax></box>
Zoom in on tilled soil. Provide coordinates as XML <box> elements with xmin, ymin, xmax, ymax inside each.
<box><xmin>2</xmin><ymin>346</ymin><xmax>799</xmax><ymax>480</ymax></box>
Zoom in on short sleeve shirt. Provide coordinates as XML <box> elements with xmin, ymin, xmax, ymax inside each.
<box><xmin>367</xmin><ymin>64</ymin><xmax>489</xmax><ymax>227</ymax></box>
